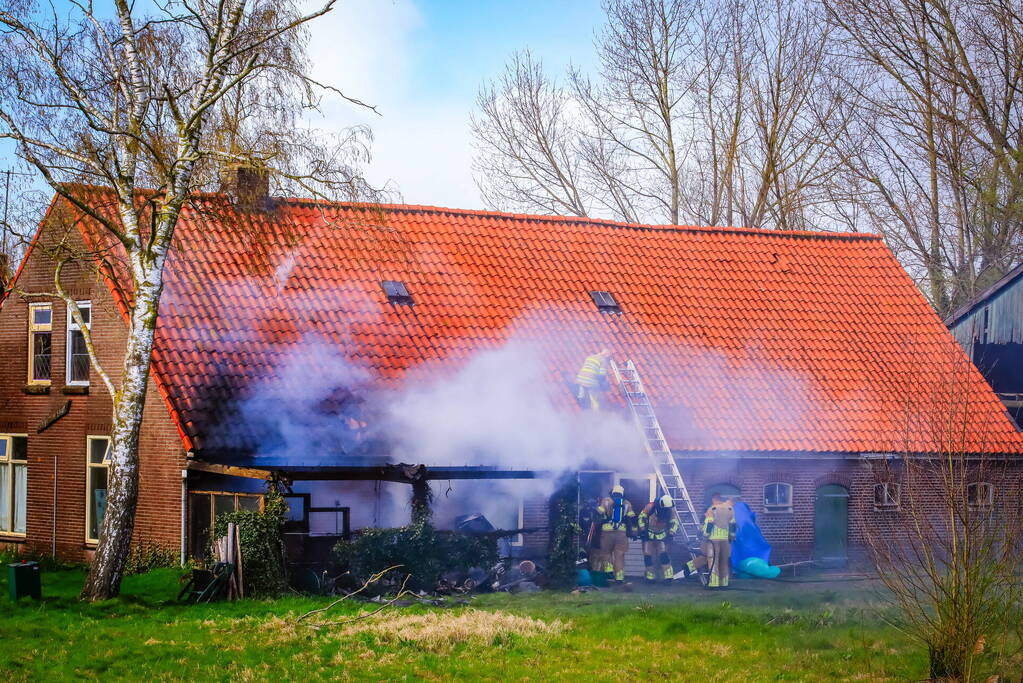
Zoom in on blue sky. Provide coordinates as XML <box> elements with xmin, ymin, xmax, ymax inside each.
<box><xmin>14</xmin><ymin>1</ymin><xmax>605</xmax><ymax>210</ymax></box>
<box><xmin>309</xmin><ymin>1</ymin><xmax>605</xmax><ymax>208</ymax></box>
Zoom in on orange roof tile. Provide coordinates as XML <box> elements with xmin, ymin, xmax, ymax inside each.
<box><xmin>56</xmin><ymin>187</ymin><xmax>1023</xmax><ymax>456</ymax></box>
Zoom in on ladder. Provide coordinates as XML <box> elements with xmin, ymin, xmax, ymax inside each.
<box><xmin>610</xmin><ymin>359</ymin><xmax>705</xmax><ymax>563</ymax></box>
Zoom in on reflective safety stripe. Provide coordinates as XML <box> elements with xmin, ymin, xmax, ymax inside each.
<box><xmin>709</xmin><ymin>525</ymin><xmax>730</xmax><ymax>540</ymax></box>
<box><xmin>575</xmin><ymin>355</ymin><xmax>606</xmax><ymax>386</ymax></box>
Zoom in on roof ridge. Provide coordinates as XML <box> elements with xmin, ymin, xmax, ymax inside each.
<box><xmin>271</xmin><ymin>197</ymin><xmax>883</xmax><ymax>242</ymax></box>
<box><xmin>60</xmin><ymin>181</ymin><xmax>883</xmax><ymax>242</ymax></box>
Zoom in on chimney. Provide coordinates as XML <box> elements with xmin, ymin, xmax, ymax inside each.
<box><xmin>224</xmin><ymin>164</ymin><xmax>271</xmax><ymax>212</ymax></box>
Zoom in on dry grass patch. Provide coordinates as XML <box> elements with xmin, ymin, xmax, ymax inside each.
<box><xmin>329</xmin><ymin>609</ymin><xmax>564</xmax><ymax>651</ymax></box>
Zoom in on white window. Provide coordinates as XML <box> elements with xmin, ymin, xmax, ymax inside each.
<box><xmin>967</xmin><ymin>482</ymin><xmax>994</xmax><ymax>510</ymax></box>
<box><xmin>0</xmin><ymin>435</ymin><xmax>28</xmax><ymax>535</ymax></box>
<box><xmin>86</xmin><ymin>436</ymin><xmax>111</xmax><ymax>542</ymax></box>
<box><xmin>28</xmin><ymin>303</ymin><xmax>52</xmax><ymax>384</ymax></box>
<box><xmin>763</xmin><ymin>482</ymin><xmax>793</xmax><ymax>513</ymax></box>
<box><xmin>873</xmin><ymin>483</ymin><xmax>901</xmax><ymax>510</ymax></box>
<box><xmin>66</xmin><ymin>301</ymin><xmax>91</xmax><ymax>386</ymax></box>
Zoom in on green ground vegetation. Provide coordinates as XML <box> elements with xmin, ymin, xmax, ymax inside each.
<box><xmin>1</xmin><ymin>566</ymin><xmax>1019</xmax><ymax>681</ymax></box>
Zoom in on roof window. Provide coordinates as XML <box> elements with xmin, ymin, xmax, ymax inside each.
<box><xmin>381</xmin><ymin>280</ymin><xmax>413</xmax><ymax>306</ymax></box>
<box><xmin>590</xmin><ymin>290</ymin><xmax>621</xmax><ymax>313</ymax></box>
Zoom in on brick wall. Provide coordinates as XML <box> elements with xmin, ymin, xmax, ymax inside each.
<box><xmin>0</xmin><ymin>224</ymin><xmax>187</xmax><ymax>562</ymax></box>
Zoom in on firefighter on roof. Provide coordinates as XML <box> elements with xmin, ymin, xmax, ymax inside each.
<box><xmin>638</xmin><ymin>494</ymin><xmax>680</xmax><ymax>583</ymax></box>
<box><xmin>704</xmin><ymin>495</ymin><xmax>736</xmax><ymax>589</ymax></box>
<box><xmin>595</xmin><ymin>485</ymin><xmax>635</xmax><ymax>583</ymax></box>
<box><xmin>575</xmin><ymin>349</ymin><xmax>611</xmax><ymax>410</ymax></box>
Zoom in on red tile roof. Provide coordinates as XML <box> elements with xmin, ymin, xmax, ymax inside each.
<box><xmin>60</xmin><ymin>188</ymin><xmax>1023</xmax><ymax>455</ymax></box>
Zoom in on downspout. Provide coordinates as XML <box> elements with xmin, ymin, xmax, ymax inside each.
<box><xmin>52</xmin><ymin>455</ymin><xmax>57</xmax><ymax>558</ymax></box>
<box><xmin>180</xmin><ymin>467</ymin><xmax>188</xmax><ymax>567</ymax></box>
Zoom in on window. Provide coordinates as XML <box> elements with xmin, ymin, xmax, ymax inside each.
<box><xmin>967</xmin><ymin>482</ymin><xmax>994</xmax><ymax>510</ymax></box>
<box><xmin>282</xmin><ymin>493</ymin><xmax>310</xmax><ymax>533</ymax></box>
<box><xmin>873</xmin><ymin>483</ymin><xmax>901</xmax><ymax>510</ymax></box>
<box><xmin>188</xmin><ymin>491</ymin><xmax>264</xmax><ymax>559</ymax></box>
<box><xmin>66</xmin><ymin>302</ymin><xmax>91</xmax><ymax>385</ymax></box>
<box><xmin>86</xmin><ymin>436</ymin><xmax>111</xmax><ymax>542</ymax></box>
<box><xmin>0</xmin><ymin>435</ymin><xmax>28</xmax><ymax>535</ymax></box>
<box><xmin>589</xmin><ymin>290</ymin><xmax>621</xmax><ymax>313</ymax></box>
<box><xmin>763</xmin><ymin>482</ymin><xmax>793</xmax><ymax>513</ymax></box>
<box><xmin>28</xmin><ymin>303</ymin><xmax>52</xmax><ymax>384</ymax></box>
<box><xmin>381</xmin><ymin>280</ymin><xmax>413</xmax><ymax>305</ymax></box>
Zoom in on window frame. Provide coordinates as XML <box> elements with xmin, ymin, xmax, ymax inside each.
<box><xmin>27</xmin><ymin>302</ymin><xmax>53</xmax><ymax>385</ymax></box>
<box><xmin>967</xmin><ymin>482</ymin><xmax>994</xmax><ymax>510</ymax></box>
<box><xmin>0</xmin><ymin>434</ymin><xmax>28</xmax><ymax>537</ymax></box>
<box><xmin>589</xmin><ymin>290</ymin><xmax>622</xmax><ymax>313</ymax></box>
<box><xmin>85</xmin><ymin>435</ymin><xmax>111</xmax><ymax>543</ymax></box>
<box><xmin>763</xmin><ymin>482</ymin><xmax>793</xmax><ymax>513</ymax></box>
<box><xmin>187</xmin><ymin>491</ymin><xmax>265</xmax><ymax>559</ymax></box>
<box><xmin>873</xmin><ymin>482</ymin><xmax>901</xmax><ymax>511</ymax></box>
<box><xmin>66</xmin><ymin>301</ymin><xmax>92</xmax><ymax>387</ymax></box>
<box><xmin>380</xmin><ymin>280</ymin><xmax>413</xmax><ymax>306</ymax></box>
<box><xmin>510</xmin><ymin>499</ymin><xmax>525</xmax><ymax>547</ymax></box>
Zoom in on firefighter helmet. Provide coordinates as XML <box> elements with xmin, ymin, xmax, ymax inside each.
<box><xmin>659</xmin><ymin>494</ymin><xmax>674</xmax><ymax>509</ymax></box>
<box><xmin>611</xmin><ymin>485</ymin><xmax>625</xmax><ymax>496</ymax></box>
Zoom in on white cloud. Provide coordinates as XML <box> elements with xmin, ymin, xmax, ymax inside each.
<box><xmin>306</xmin><ymin>0</ymin><xmax>481</xmax><ymax>209</ymax></box>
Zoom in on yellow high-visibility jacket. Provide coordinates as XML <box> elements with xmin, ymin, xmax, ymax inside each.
<box><xmin>576</xmin><ymin>354</ymin><xmax>607</xmax><ymax>388</ymax></box>
<box><xmin>596</xmin><ymin>496</ymin><xmax>635</xmax><ymax>532</ymax></box>
<box><xmin>638</xmin><ymin>502</ymin><xmax>679</xmax><ymax>540</ymax></box>
<box><xmin>703</xmin><ymin>502</ymin><xmax>735</xmax><ymax>541</ymax></box>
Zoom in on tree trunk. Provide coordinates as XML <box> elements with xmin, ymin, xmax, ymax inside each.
<box><xmin>80</xmin><ymin>260</ymin><xmax>163</xmax><ymax>600</ymax></box>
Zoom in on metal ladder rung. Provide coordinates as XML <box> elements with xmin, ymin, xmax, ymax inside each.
<box><xmin>610</xmin><ymin>358</ymin><xmax>704</xmax><ymax>557</ymax></box>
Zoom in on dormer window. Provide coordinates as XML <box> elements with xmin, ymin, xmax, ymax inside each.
<box><xmin>590</xmin><ymin>290</ymin><xmax>621</xmax><ymax>313</ymax></box>
<box><xmin>381</xmin><ymin>280</ymin><xmax>413</xmax><ymax>306</ymax></box>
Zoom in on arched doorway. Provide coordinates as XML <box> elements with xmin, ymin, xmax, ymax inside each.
<box><xmin>814</xmin><ymin>484</ymin><xmax>849</xmax><ymax>566</ymax></box>
<box><xmin>704</xmin><ymin>483</ymin><xmax>740</xmax><ymax>510</ymax></box>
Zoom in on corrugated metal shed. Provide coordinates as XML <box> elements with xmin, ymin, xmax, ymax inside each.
<box><xmin>948</xmin><ymin>263</ymin><xmax>1023</xmax><ymax>353</ymax></box>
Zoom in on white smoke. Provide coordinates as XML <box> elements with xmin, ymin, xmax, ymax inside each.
<box><xmin>385</xmin><ymin>340</ymin><xmax>641</xmax><ymax>472</ymax></box>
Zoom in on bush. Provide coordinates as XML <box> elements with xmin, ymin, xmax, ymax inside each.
<box><xmin>125</xmin><ymin>543</ymin><xmax>178</xmax><ymax>575</ymax></box>
<box><xmin>334</xmin><ymin>521</ymin><xmax>498</xmax><ymax>592</ymax></box>
<box><xmin>546</xmin><ymin>476</ymin><xmax>580</xmax><ymax>589</ymax></box>
<box><xmin>212</xmin><ymin>490</ymin><xmax>288</xmax><ymax>596</ymax></box>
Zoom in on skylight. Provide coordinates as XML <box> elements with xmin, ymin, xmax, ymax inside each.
<box><xmin>590</xmin><ymin>290</ymin><xmax>621</xmax><ymax>313</ymax></box>
<box><xmin>381</xmin><ymin>280</ymin><xmax>413</xmax><ymax>306</ymax></box>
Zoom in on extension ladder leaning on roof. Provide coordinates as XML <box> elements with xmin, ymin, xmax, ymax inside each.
<box><xmin>609</xmin><ymin>359</ymin><xmax>708</xmax><ymax>584</ymax></box>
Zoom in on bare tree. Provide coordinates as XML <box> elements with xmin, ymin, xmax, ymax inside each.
<box><xmin>826</xmin><ymin>0</ymin><xmax>1023</xmax><ymax>316</ymax></box>
<box><xmin>0</xmin><ymin>0</ymin><xmax>374</xmax><ymax>600</ymax></box>
<box><xmin>473</xmin><ymin>0</ymin><xmax>852</xmax><ymax>231</ymax></box>
<box><xmin>472</xmin><ymin>51</ymin><xmax>588</xmax><ymax>217</ymax></box>
<box><xmin>864</xmin><ymin>350</ymin><xmax>1023</xmax><ymax>680</ymax></box>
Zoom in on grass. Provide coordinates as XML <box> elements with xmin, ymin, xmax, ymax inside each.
<box><xmin>0</xmin><ymin>566</ymin><xmax>990</xmax><ymax>681</ymax></box>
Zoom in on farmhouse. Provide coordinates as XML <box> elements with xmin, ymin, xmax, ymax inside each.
<box><xmin>2</xmin><ymin>183</ymin><xmax>1021</xmax><ymax>570</ymax></box>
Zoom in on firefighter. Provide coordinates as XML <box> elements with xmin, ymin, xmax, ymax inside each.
<box><xmin>638</xmin><ymin>494</ymin><xmax>679</xmax><ymax>583</ymax></box>
<box><xmin>704</xmin><ymin>495</ymin><xmax>736</xmax><ymax>589</ymax></box>
<box><xmin>575</xmin><ymin>349</ymin><xmax>611</xmax><ymax>410</ymax></box>
<box><xmin>595</xmin><ymin>484</ymin><xmax>635</xmax><ymax>583</ymax></box>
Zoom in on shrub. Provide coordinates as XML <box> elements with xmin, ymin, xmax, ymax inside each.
<box><xmin>212</xmin><ymin>489</ymin><xmax>288</xmax><ymax>596</ymax></box>
<box><xmin>124</xmin><ymin>543</ymin><xmax>178</xmax><ymax>575</ymax></box>
<box><xmin>546</xmin><ymin>476</ymin><xmax>580</xmax><ymax>589</ymax></box>
<box><xmin>334</xmin><ymin>521</ymin><xmax>498</xmax><ymax>592</ymax></box>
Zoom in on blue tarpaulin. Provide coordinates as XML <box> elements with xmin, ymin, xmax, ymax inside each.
<box><xmin>730</xmin><ymin>501</ymin><xmax>772</xmax><ymax>569</ymax></box>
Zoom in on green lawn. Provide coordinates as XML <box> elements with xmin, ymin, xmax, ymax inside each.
<box><xmin>0</xmin><ymin>566</ymin><xmax>998</xmax><ymax>681</ymax></box>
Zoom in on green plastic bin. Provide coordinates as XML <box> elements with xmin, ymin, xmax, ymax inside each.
<box><xmin>8</xmin><ymin>561</ymin><xmax>41</xmax><ymax>601</ymax></box>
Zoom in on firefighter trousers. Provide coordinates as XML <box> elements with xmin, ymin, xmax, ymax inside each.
<box><xmin>642</xmin><ymin>539</ymin><xmax>674</xmax><ymax>580</ymax></box>
<box><xmin>599</xmin><ymin>529</ymin><xmax>629</xmax><ymax>581</ymax></box>
<box><xmin>707</xmin><ymin>539</ymin><xmax>731</xmax><ymax>588</ymax></box>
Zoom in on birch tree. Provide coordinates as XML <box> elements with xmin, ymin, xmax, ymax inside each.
<box><xmin>0</xmin><ymin>0</ymin><xmax>374</xmax><ymax>600</ymax></box>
